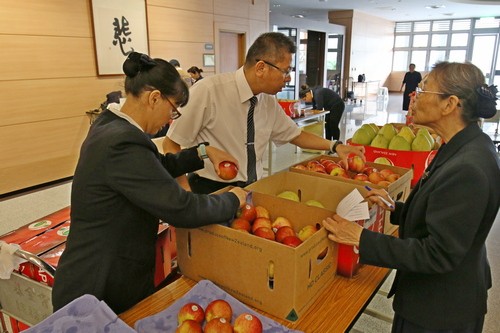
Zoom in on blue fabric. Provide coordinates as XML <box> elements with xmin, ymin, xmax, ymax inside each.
<box><xmin>24</xmin><ymin>294</ymin><xmax>136</xmax><ymax>333</ymax></box>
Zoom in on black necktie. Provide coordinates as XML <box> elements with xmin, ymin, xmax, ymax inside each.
<box><xmin>246</xmin><ymin>96</ymin><xmax>257</xmax><ymax>184</ymax></box>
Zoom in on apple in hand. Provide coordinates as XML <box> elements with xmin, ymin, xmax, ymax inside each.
<box><xmin>204</xmin><ymin>318</ymin><xmax>233</xmax><ymax>333</ymax></box>
<box><xmin>255</xmin><ymin>206</ymin><xmax>270</xmax><ymax>219</ymax></box>
<box><xmin>253</xmin><ymin>227</ymin><xmax>275</xmax><ymax>241</ymax></box>
<box><xmin>275</xmin><ymin>226</ymin><xmax>296</xmax><ymax>243</ymax></box>
<box><xmin>234</xmin><ymin>313</ymin><xmax>263</xmax><ymax>333</ymax></box>
<box><xmin>205</xmin><ymin>299</ymin><xmax>233</xmax><ymax>322</ymax></box>
<box><xmin>237</xmin><ymin>203</ymin><xmax>256</xmax><ymax>222</ymax></box>
<box><xmin>281</xmin><ymin>235</ymin><xmax>302</xmax><ymax>248</ymax></box>
<box><xmin>347</xmin><ymin>153</ymin><xmax>365</xmax><ymax>173</ymax></box>
<box><xmin>271</xmin><ymin>216</ymin><xmax>292</xmax><ymax>231</ymax></box>
<box><xmin>177</xmin><ymin>302</ymin><xmax>205</xmax><ymax>324</ymax></box>
<box><xmin>219</xmin><ymin>161</ymin><xmax>238</xmax><ymax>180</ymax></box>
<box><xmin>298</xmin><ymin>224</ymin><xmax>318</xmax><ymax>242</ymax></box>
<box><xmin>231</xmin><ymin>218</ymin><xmax>251</xmax><ymax>233</ymax></box>
<box><xmin>175</xmin><ymin>319</ymin><xmax>203</xmax><ymax>333</ymax></box>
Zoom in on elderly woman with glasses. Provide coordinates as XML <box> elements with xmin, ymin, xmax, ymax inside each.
<box><xmin>323</xmin><ymin>62</ymin><xmax>499</xmax><ymax>332</ymax></box>
<box><xmin>52</xmin><ymin>52</ymin><xmax>247</xmax><ymax>314</ymax></box>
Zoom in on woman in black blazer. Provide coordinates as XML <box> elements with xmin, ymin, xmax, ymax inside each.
<box><xmin>324</xmin><ymin>62</ymin><xmax>500</xmax><ymax>332</ymax></box>
<box><xmin>52</xmin><ymin>52</ymin><xmax>247</xmax><ymax>314</ymax></box>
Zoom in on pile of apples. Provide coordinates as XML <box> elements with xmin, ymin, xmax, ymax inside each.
<box><xmin>292</xmin><ymin>154</ymin><xmax>401</xmax><ymax>187</ymax></box>
<box><xmin>231</xmin><ymin>203</ymin><xmax>320</xmax><ymax>248</ymax></box>
<box><xmin>176</xmin><ymin>299</ymin><xmax>262</xmax><ymax>333</ymax></box>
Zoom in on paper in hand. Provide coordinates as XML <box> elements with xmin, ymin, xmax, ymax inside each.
<box><xmin>336</xmin><ymin>189</ymin><xmax>370</xmax><ymax>221</ymax></box>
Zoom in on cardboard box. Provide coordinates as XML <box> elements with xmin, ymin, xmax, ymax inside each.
<box><xmin>0</xmin><ymin>206</ymin><xmax>70</xmax><ymax>245</ymax></box>
<box><xmin>176</xmin><ymin>191</ymin><xmax>338</xmax><ymax>322</ymax></box>
<box><xmin>246</xmin><ymin>171</ymin><xmax>385</xmax><ymax>277</ymax></box>
<box><xmin>31</xmin><ymin>243</ymin><xmax>66</xmax><ymax>286</ymax></box>
<box><xmin>348</xmin><ymin>140</ymin><xmax>437</xmax><ymax>187</ymax></box>
<box><xmin>289</xmin><ymin>156</ymin><xmax>411</xmax><ymax>235</ymax></box>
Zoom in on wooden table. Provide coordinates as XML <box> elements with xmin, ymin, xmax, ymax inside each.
<box><xmin>120</xmin><ymin>263</ymin><xmax>392</xmax><ymax>332</ymax></box>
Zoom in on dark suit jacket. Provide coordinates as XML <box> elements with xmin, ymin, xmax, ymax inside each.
<box><xmin>360</xmin><ymin>123</ymin><xmax>500</xmax><ymax>329</ymax></box>
<box><xmin>52</xmin><ymin>110</ymin><xmax>239</xmax><ymax>313</ymax></box>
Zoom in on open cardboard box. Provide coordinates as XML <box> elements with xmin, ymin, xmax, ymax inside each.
<box><xmin>246</xmin><ymin>171</ymin><xmax>385</xmax><ymax>277</ymax></box>
<box><xmin>288</xmin><ymin>157</ymin><xmax>410</xmax><ymax>235</ymax></box>
<box><xmin>176</xmin><ymin>190</ymin><xmax>337</xmax><ymax>322</ymax></box>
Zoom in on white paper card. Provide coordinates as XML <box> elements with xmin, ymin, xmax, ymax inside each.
<box><xmin>336</xmin><ymin>189</ymin><xmax>370</xmax><ymax>220</ymax></box>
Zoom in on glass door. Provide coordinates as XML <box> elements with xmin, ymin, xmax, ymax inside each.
<box><xmin>471</xmin><ymin>34</ymin><xmax>498</xmax><ymax>85</ymax></box>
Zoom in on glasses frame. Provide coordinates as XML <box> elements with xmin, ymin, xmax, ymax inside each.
<box><xmin>256</xmin><ymin>58</ymin><xmax>292</xmax><ymax>78</ymax></box>
<box><xmin>415</xmin><ymin>87</ymin><xmax>449</xmax><ymax>96</ymax></box>
<box><xmin>164</xmin><ymin>97</ymin><xmax>182</xmax><ymax>120</ymax></box>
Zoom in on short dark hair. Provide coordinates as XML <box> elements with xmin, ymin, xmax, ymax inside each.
<box><xmin>123</xmin><ymin>52</ymin><xmax>189</xmax><ymax>107</ymax></box>
<box><xmin>299</xmin><ymin>84</ymin><xmax>311</xmax><ymax>98</ymax></box>
<box><xmin>187</xmin><ymin>66</ymin><xmax>203</xmax><ymax>75</ymax></box>
<box><xmin>245</xmin><ymin>32</ymin><xmax>296</xmax><ymax>67</ymax></box>
<box><xmin>169</xmin><ymin>59</ymin><xmax>180</xmax><ymax>67</ymax></box>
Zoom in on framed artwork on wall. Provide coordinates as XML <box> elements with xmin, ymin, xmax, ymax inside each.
<box><xmin>91</xmin><ymin>0</ymin><xmax>149</xmax><ymax>76</ymax></box>
<box><xmin>203</xmin><ymin>54</ymin><xmax>215</xmax><ymax>67</ymax></box>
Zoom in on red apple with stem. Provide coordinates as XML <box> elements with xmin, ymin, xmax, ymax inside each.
<box><xmin>237</xmin><ymin>203</ymin><xmax>256</xmax><ymax>222</ymax></box>
<box><xmin>177</xmin><ymin>302</ymin><xmax>205</xmax><ymax>324</ymax></box>
<box><xmin>253</xmin><ymin>227</ymin><xmax>276</xmax><ymax>241</ymax></box>
<box><xmin>275</xmin><ymin>226</ymin><xmax>296</xmax><ymax>243</ymax></box>
<box><xmin>230</xmin><ymin>218</ymin><xmax>251</xmax><ymax>233</ymax></box>
<box><xmin>218</xmin><ymin>161</ymin><xmax>238</xmax><ymax>180</ymax></box>
<box><xmin>251</xmin><ymin>217</ymin><xmax>272</xmax><ymax>233</ymax></box>
<box><xmin>204</xmin><ymin>318</ymin><xmax>233</xmax><ymax>333</ymax></box>
<box><xmin>234</xmin><ymin>313</ymin><xmax>263</xmax><ymax>333</ymax></box>
<box><xmin>347</xmin><ymin>153</ymin><xmax>365</xmax><ymax>173</ymax></box>
<box><xmin>175</xmin><ymin>319</ymin><xmax>203</xmax><ymax>333</ymax></box>
<box><xmin>205</xmin><ymin>299</ymin><xmax>233</xmax><ymax>322</ymax></box>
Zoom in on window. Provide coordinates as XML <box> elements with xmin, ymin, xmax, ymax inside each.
<box><xmin>413</xmin><ymin>35</ymin><xmax>428</xmax><ymax>47</ymax></box>
<box><xmin>451</xmin><ymin>33</ymin><xmax>468</xmax><ymax>47</ymax></box>
<box><xmin>431</xmin><ymin>34</ymin><xmax>447</xmax><ymax>47</ymax></box>
<box><xmin>395</xmin><ymin>35</ymin><xmax>410</xmax><ymax>47</ymax></box>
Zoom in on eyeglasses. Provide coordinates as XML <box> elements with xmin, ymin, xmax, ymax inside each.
<box><xmin>415</xmin><ymin>87</ymin><xmax>449</xmax><ymax>96</ymax></box>
<box><xmin>256</xmin><ymin>59</ymin><xmax>292</xmax><ymax>78</ymax></box>
<box><xmin>165</xmin><ymin>97</ymin><xmax>182</xmax><ymax>120</ymax></box>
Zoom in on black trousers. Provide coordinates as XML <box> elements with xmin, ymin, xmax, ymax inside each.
<box><xmin>391</xmin><ymin>314</ymin><xmax>485</xmax><ymax>333</ymax></box>
<box><xmin>188</xmin><ymin>173</ymin><xmax>249</xmax><ymax>194</ymax></box>
<box><xmin>325</xmin><ymin>103</ymin><xmax>345</xmax><ymax>141</ymax></box>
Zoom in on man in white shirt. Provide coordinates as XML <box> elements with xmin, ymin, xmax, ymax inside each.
<box><xmin>164</xmin><ymin>32</ymin><xmax>364</xmax><ymax>194</ymax></box>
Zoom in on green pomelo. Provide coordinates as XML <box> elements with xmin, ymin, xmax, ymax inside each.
<box><xmin>352</xmin><ymin>128</ymin><xmax>373</xmax><ymax>145</ymax></box>
<box><xmin>389</xmin><ymin>135</ymin><xmax>411</xmax><ymax>151</ymax></box>
<box><xmin>370</xmin><ymin>133</ymin><xmax>390</xmax><ymax>149</ymax></box>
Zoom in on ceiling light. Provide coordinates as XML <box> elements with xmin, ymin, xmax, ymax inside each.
<box><xmin>425</xmin><ymin>4</ymin><xmax>446</xmax><ymax>9</ymax></box>
<box><xmin>292</xmin><ymin>14</ymin><xmax>305</xmax><ymax>18</ymax></box>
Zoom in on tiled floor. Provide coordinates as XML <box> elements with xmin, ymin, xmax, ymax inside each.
<box><xmin>1</xmin><ymin>92</ymin><xmax>499</xmax><ymax>332</ymax></box>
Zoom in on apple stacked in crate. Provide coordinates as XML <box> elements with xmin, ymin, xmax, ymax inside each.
<box><xmin>176</xmin><ymin>190</ymin><xmax>337</xmax><ymax>322</ymax></box>
<box><xmin>246</xmin><ymin>171</ymin><xmax>385</xmax><ymax>278</ymax></box>
<box><xmin>349</xmin><ymin>122</ymin><xmax>440</xmax><ymax>187</ymax></box>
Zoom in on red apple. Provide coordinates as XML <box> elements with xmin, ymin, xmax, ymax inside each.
<box><xmin>205</xmin><ymin>299</ymin><xmax>233</xmax><ymax>322</ymax></box>
<box><xmin>325</xmin><ymin>162</ymin><xmax>341</xmax><ymax>174</ymax></box>
<box><xmin>386</xmin><ymin>173</ymin><xmax>401</xmax><ymax>183</ymax></box>
<box><xmin>310</xmin><ymin>163</ymin><xmax>327</xmax><ymax>174</ymax></box>
<box><xmin>379</xmin><ymin>168</ymin><xmax>395</xmax><ymax>179</ymax></box>
<box><xmin>175</xmin><ymin>319</ymin><xmax>203</xmax><ymax>333</ymax></box>
<box><xmin>271</xmin><ymin>216</ymin><xmax>292</xmax><ymax>231</ymax></box>
<box><xmin>330</xmin><ymin>166</ymin><xmax>349</xmax><ymax>178</ymax></box>
<box><xmin>237</xmin><ymin>203</ymin><xmax>256</xmax><ymax>222</ymax></box>
<box><xmin>275</xmin><ymin>226</ymin><xmax>296</xmax><ymax>243</ymax></box>
<box><xmin>254</xmin><ymin>206</ymin><xmax>270</xmax><ymax>219</ymax></box>
<box><xmin>298</xmin><ymin>224</ymin><xmax>318</xmax><ymax>242</ymax></box>
<box><xmin>230</xmin><ymin>218</ymin><xmax>251</xmax><ymax>233</ymax></box>
<box><xmin>281</xmin><ymin>235</ymin><xmax>303</xmax><ymax>248</ymax></box>
<box><xmin>251</xmin><ymin>217</ymin><xmax>272</xmax><ymax>233</ymax></box>
<box><xmin>204</xmin><ymin>317</ymin><xmax>233</xmax><ymax>333</ymax></box>
<box><xmin>177</xmin><ymin>302</ymin><xmax>205</xmax><ymax>324</ymax></box>
<box><xmin>377</xmin><ymin>180</ymin><xmax>391</xmax><ymax>187</ymax></box>
<box><xmin>219</xmin><ymin>161</ymin><xmax>238</xmax><ymax>180</ymax></box>
<box><xmin>253</xmin><ymin>227</ymin><xmax>275</xmax><ymax>241</ymax></box>
<box><xmin>362</xmin><ymin>166</ymin><xmax>378</xmax><ymax>176</ymax></box>
<box><xmin>306</xmin><ymin>160</ymin><xmax>321</xmax><ymax>170</ymax></box>
<box><xmin>368</xmin><ymin>171</ymin><xmax>385</xmax><ymax>184</ymax></box>
<box><xmin>233</xmin><ymin>313</ymin><xmax>263</xmax><ymax>333</ymax></box>
<box><xmin>347</xmin><ymin>153</ymin><xmax>365</xmax><ymax>173</ymax></box>
<box><xmin>292</xmin><ymin>164</ymin><xmax>307</xmax><ymax>170</ymax></box>
<box><xmin>353</xmin><ymin>173</ymin><xmax>369</xmax><ymax>181</ymax></box>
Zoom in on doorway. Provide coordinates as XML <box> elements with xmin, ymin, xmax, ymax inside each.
<box><xmin>305</xmin><ymin>30</ymin><xmax>326</xmax><ymax>88</ymax></box>
<box><xmin>471</xmin><ymin>34</ymin><xmax>498</xmax><ymax>85</ymax></box>
<box><xmin>219</xmin><ymin>31</ymin><xmax>245</xmax><ymax>73</ymax></box>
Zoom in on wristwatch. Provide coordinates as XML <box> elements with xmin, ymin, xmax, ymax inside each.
<box><xmin>330</xmin><ymin>140</ymin><xmax>342</xmax><ymax>154</ymax></box>
<box><xmin>197</xmin><ymin>142</ymin><xmax>209</xmax><ymax>159</ymax></box>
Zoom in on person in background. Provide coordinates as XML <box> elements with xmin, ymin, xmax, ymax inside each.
<box><xmin>400</xmin><ymin>63</ymin><xmax>422</xmax><ymax>111</ymax></box>
<box><xmin>52</xmin><ymin>52</ymin><xmax>247</xmax><ymax>314</ymax></box>
<box><xmin>323</xmin><ymin>62</ymin><xmax>500</xmax><ymax>332</ymax></box>
<box><xmin>187</xmin><ymin>66</ymin><xmax>204</xmax><ymax>84</ymax></box>
<box><xmin>169</xmin><ymin>59</ymin><xmax>193</xmax><ymax>87</ymax></box>
<box><xmin>163</xmin><ymin>32</ymin><xmax>365</xmax><ymax>194</ymax></box>
<box><xmin>299</xmin><ymin>84</ymin><xmax>345</xmax><ymax>141</ymax></box>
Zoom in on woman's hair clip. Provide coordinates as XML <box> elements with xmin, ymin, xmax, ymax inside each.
<box><xmin>476</xmin><ymin>85</ymin><xmax>498</xmax><ymax>101</ymax></box>
<box><xmin>475</xmin><ymin>85</ymin><xmax>498</xmax><ymax>119</ymax></box>
<box><xmin>139</xmin><ymin>53</ymin><xmax>157</xmax><ymax>68</ymax></box>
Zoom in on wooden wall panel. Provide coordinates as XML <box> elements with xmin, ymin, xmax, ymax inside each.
<box><xmin>214</xmin><ymin>0</ymin><xmax>249</xmax><ymax>19</ymax></box>
<box><xmin>0</xmin><ymin>36</ymin><xmax>96</xmax><ymax>80</ymax></box>
<box><xmin>150</xmin><ymin>41</ymin><xmax>215</xmax><ymax>75</ymax></box>
<box><xmin>249</xmin><ymin>0</ymin><xmax>269</xmax><ymax>21</ymax></box>
<box><xmin>147</xmin><ymin>7</ymin><xmax>213</xmax><ymax>42</ymax></box>
<box><xmin>0</xmin><ymin>0</ymin><xmax>91</xmax><ymax>37</ymax></box>
<box><xmin>148</xmin><ymin>0</ymin><xmax>213</xmax><ymax>13</ymax></box>
<box><xmin>0</xmin><ymin>117</ymin><xmax>89</xmax><ymax>194</ymax></box>
<box><xmin>0</xmin><ymin>77</ymin><xmax>124</xmax><ymax>126</ymax></box>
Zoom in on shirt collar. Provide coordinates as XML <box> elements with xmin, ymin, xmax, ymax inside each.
<box><xmin>107</xmin><ymin>102</ymin><xmax>144</xmax><ymax>132</ymax></box>
<box><xmin>236</xmin><ymin>67</ymin><xmax>256</xmax><ymax>104</ymax></box>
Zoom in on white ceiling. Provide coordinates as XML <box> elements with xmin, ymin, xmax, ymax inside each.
<box><xmin>269</xmin><ymin>0</ymin><xmax>500</xmax><ymax>22</ymax></box>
